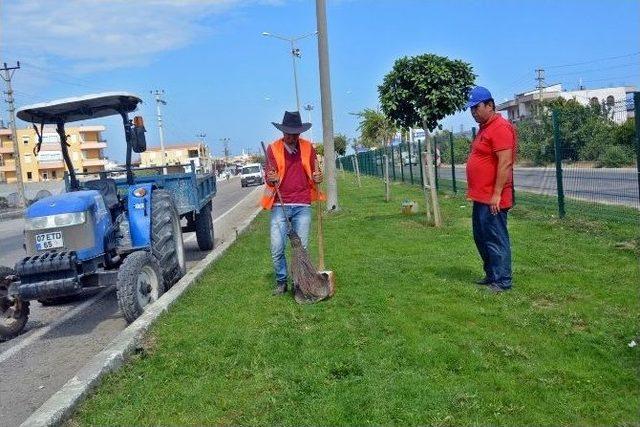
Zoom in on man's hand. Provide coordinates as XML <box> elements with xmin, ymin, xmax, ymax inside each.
<box><xmin>313</xmin><ymin>170</ymin><xmax>323</xmax><ymax>184</ymax></box>
<box><xmin>267</xmin><ymin>170</ymin><xmax>279</xmax><ymax>185</ymax></box>
<box><xmin>489</xmin><ymin>193</ymin><xmax>501</xmax><ymax>215</ymax></box>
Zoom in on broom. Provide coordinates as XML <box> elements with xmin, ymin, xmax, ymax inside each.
<box><xmin>261</xmin><ymin>142</ymin><xmax>330</xmax><ymax>304</ymax></box>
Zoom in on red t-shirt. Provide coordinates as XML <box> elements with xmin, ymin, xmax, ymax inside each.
<box><xmin>466</xmin><ymin>114</ymin><xmax>516</xmax><ymax>209</ymax></box>
<box><xmin>267</xmin><ymin>141</ymin><xmax>317</xmax><ymax>205</ymax></box>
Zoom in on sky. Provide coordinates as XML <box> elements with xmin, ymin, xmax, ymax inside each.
<box><xmin>1</xmin><ymin>0</ymin><xmax>639</xmax><ymax>163</ymax></box>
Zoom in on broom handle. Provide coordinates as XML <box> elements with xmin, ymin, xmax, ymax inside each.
<box><xmin>315</xmin><ymin>155</ymin><xmax>325</xmax><ymax>271</ymax></box>
<box><xmin>261</xmin><ymin>141</ymin><xmax>293</xmax><ymax>230</ymax></box>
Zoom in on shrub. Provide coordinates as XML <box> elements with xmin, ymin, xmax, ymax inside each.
<box><xmin>597</xmin><ymin>145</ymin><xmax>633</xmax><ymax>168</ymax></box>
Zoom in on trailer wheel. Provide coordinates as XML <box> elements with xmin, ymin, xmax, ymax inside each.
<box><xmin>0</xmin><ymin>266</ymin><xmax>29</xmax><ymax>340</ymax></box>
<box><xmin>195</xmin><ymin>201</ymin><xmax>214</xmax><ymax>251</ymax></box>
<box><xmin>151</xmin><ymin>189</ymin><xmax>186</xmax><ymax>289</ymax></box>
<box><xmin>116</xmin><ymin>251</ymin><xmax>163</xmax><ymax>323</ymax></box>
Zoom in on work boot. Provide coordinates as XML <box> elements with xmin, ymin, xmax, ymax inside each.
<box><xmin>272</xmin><ymin>281</ymin><xmax>288</xmax><ymax>296</ymax></box>
<box><xmin>475</xmin><ymin>277</ymin><xmax>492</xmax><ymax>285</ymax></box>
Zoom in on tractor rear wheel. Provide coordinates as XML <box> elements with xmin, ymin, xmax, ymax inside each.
<box><xmin>195</xmin><ymin>201</ymin><xmax>214</xmax><ymax>251</ymax></box>
<box><xmin>116</xmin><ymin>251</ymin><xmax>163</xmax><ymax>323</ymax></box>
<box><xmin>0</xmin><ymin>266</ymin><xmax>29</xmax><ymax>340</ymax></box>
<box><xmin>151</xmin><ymin>189</ymin><xmax>186</xmax><ymax>289</ymax></box>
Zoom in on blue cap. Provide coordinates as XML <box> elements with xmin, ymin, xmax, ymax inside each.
<box><xmin>466</xmin><ymin>86</ymin><xmax>493</xmax><ymax>109</ymax></box>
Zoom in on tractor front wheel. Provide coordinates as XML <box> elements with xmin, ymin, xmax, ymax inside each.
<box><xmin>116</xmin><ymin>251</ymin><xmax>163</xmax><ymax>323</ymax></box>
<box><xmin>0</xmin><ymin>266</ymin><xmax>29</xmax><ymax>340</ymax></box>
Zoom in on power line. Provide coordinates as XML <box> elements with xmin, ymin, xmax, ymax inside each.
<box><xmin>546</xmin><ymin>62</ymin><xmax>638</xmax><ymax>78</ymax></box>
<box><xmin>545</xmin><ymin>51</ymin><xmax>640</xmax><ymax>69</ymax></box>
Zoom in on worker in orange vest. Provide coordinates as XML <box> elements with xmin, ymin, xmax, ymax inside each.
<box><xmin>262</xmin><ymin>111</ymin><xmax>325</xmax><ymax>295</ymax></box>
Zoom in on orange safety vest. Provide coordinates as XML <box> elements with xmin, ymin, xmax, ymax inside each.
<box><xmin>261</xmin><ymin>138</ymin><xmax>326</xmax><ymax>210</ymax></box>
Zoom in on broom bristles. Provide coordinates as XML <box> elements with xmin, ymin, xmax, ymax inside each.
<box><xmin>288</xmin><ymin>231</ymin><xmax>331</xmax><ymax>304</ymax></box>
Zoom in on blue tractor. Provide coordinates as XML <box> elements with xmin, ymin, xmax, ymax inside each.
<box><xmin>0</xmin><ymin>92</ymin><xmax>216</xmax><ymax>339</ymax></box>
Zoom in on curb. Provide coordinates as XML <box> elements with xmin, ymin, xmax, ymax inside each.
<box><xmin>21</xmin><ymin>190</ymin><xmax>264</xmax><ymax>427</ymax></box>
<box><xmin>0</xmin><ymin>209</ymin><xmax>24</xmax><ymax>221</ymax></box>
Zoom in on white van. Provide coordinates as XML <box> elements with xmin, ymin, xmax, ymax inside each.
<box><xmin>240</xmin><ymin>163</ymin><xmax>264</xmax><ymax>187</ymax></box>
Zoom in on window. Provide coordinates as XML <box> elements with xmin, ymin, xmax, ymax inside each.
<box><xmin>27</xmin><ymin>172</ymin><xmax>32</xmax><ymax>181</ymax></box>
<box><xmin>22</xmin><ymin>137</ymin><xmax>29</xmax><ymax>145</ymax></box>
<box><xmin>52</xmin><ymin>170</ymin><xmax>57</xmax><ymax>179</ymax></box>
<box><xmin>606</xmin><ymin>95</ymin><xmax>615</xmax><ymax>107</ymax></box>
<box><xmin>83</xmin><ymin>168</ymin><xmax>88</xmax><ymax>173</ymax></box>
<box><xmin>42</xmin><ymin>172</ymin><xmax>48</xmax><ymax>181</ymax></box>
<box><xmin>188</xmin><ymin>149</ymin><xmax>199</xmax><ymax>158</ymax></box>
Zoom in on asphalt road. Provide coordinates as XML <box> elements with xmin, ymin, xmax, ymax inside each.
<box><xmin>0</xmin><ymin>176</ymin><xmax>261</xmax><ymax>427</ymax></box>
<box><xmin>385</xmin><ymin>164</ymin><xmax>639</xmax><ymax>208</ymax></box>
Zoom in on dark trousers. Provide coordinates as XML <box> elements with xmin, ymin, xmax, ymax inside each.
<box><xmin>472</xmin><ymin>202</ymin><xmax>512</xmax><ymax>289</ymax></box>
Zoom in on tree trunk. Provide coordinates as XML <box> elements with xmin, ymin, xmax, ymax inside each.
<box><xmin>420</xmin><ymin>151</ymin><xmax>433</xmax><ymax>224</ymax></box>
<box><xmin>423</xmin><ymin>119</ymin><xmax>442</xmax><ymax>227</ymax></box>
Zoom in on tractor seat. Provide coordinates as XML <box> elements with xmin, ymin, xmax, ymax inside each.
<box><xmin>84</xmin><ymin>178</ymin><xmax>119</xmax><ymax>211</ymax></box>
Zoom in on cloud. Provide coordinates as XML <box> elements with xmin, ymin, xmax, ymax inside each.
<box><xmin>2</xmin><ymin>0</ymin><xmax>282</xmax><ymax>73</ymax></box>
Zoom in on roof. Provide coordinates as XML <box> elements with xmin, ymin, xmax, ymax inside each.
<box><xmin>17</xmin><ymin>92</ymin><xmax>142</xmax><ymax>124</ymax></box>
<box><xmin>144</xmin><ymin>142</ymin><xmax>203</xmax><ymax>152</ymax></box>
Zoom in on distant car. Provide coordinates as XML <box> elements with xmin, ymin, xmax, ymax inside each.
<box><xmin>240</xmin><ymin>163</ymin><xmax>264</xmax><ymax>187</ymax></box>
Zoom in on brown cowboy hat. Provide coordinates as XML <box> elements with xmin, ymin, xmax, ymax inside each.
<box><xmin>272</xmin><ymin>111</ymin><xmax>311</xmax><ymax>134</ymax></box>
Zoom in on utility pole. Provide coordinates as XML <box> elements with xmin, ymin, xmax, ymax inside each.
<box><xmin>1</xmin><ymin>62</ymin><xmax>26</xmax><ymax>207</ymax></box>
<box><xmin>316</xmin><ymin>0</ymin><xmax>339</xmax><ymax>211</ymax></box>
<box><xmin>220</xmin><ymin>137</ymin><xmax>230</xmax><ymax>167</ymax></box>
<box><xmin>303</xmin><ymin>103</ymin><xmax>315</xmax><ymax>143</ymax></box>
<box><xmin>196</xmin><ymin>132</ymin><xmax>209</xmax><ymax>172</ymax></box>
<box><xmin>535</xmin><ymin>68</ymin><xmax>545</xmax><ymax>112</ymax></box>
<box><xmin>151</xmin><ymin>90</ymin><xmax>167</xmax><ymax>174</ymax></box>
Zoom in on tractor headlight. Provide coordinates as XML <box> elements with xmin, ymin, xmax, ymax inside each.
<box><xmin>25</xmin><ymin>212</ymin><xmax>86</xmax><ymax>230</ymax></box>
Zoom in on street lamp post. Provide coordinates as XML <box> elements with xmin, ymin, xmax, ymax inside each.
<box><xmin>262</xmin><ymin>31</ymin><xmax>317</xmax><ymax>112</ymax></box>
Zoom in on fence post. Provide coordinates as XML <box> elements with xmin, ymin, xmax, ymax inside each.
<box><xmin>450</xmin><ymin>131</ymin><xmax>457</xmax><ymax>194</ymax></box>
<box><xmin>417</xmin><ymin>140</ymin><xmax>424</xmax><ymax>185</ymax></box>
<box><xmin>634</xmin><ymin>92</ymin><xmax>640</xmax><ymax>204</ymax></box>
<box><xmin>353</xmin><ymin>154</ymin><xmax>361</xmax><ymax>187</ymax></box>
<box><xmin>400</xmin><ymin>143</ymin><xmax>405</xmax><ymax>182</ymax></box>
<box><xmin>391</xmin><ymin>145</ymin><xmax>396</xmax><ymax>181</ymax></box>
<box><xmin>407</xmin><ymin>140</ymin><xmax>414</xmax><ymax>185</ymax></box>
<box><xmin>552</xmin><ymin>109</ymin><xmax>566</xmax><ymax>219</ymax></box>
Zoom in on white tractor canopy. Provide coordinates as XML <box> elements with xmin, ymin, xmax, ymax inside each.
<box><xmin>17</xmin><ymin>92</ymin><xmax>143</xmax><ymax>124</ymax></box>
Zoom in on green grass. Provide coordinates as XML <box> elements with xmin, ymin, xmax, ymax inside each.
<box><xmin>73</xmin><ymin>174</ymin><xmax>639</xmax><ymax>426</ymax></box>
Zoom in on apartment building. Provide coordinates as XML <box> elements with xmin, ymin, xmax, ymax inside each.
<box><xmin>139</xmin><ymin>142</ymin><xmax>212</xmax><ymax>173</ymax></box>
<box><xmin>0</xmin><ymin>124</ymin><xmax>108</xmax><ymax>183</ymax></box>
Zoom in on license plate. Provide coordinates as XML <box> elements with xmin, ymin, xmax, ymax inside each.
<box><xmin>35</xmin><ymin>231</ymin><xmax>64</xmax><ymax>251</ymax></box>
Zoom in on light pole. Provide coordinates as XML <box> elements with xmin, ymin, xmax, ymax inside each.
<box><xmin>262</xmin><ymin>31</ymin><xmax>317</xmax><ymax>112</ymax></box>
<box><xmin>220</xmin><ymin>137</ymin><xmax>230</xmax><ymax>168</ymax></box>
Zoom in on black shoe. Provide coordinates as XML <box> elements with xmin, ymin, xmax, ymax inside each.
<box><xmin>475</xmin><ymin>277</ymin><xmax>492</xmax><ymax>285</ymax></box>
<box><xmin>272</xmin><ymin>282</ymin><xmax>288</xmax><ymax>296</ymax></box>
<box><xmin>486</xmin><ymin>283</ymin><xmax>511</xmax><ymax>293</ymax></box>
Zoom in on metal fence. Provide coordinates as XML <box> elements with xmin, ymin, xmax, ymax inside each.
<box><xmin>338</xmin><ymin>93</ymin><xmax>640</xmax><ymax>224</ymax></box>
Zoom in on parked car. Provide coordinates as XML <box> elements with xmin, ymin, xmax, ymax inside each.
<box><xmin>240</xmin><ymin>163</ymin><xmax>264</xmax><ymax>187</ymax></box>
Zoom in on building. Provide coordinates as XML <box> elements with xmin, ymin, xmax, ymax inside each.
<box><xmin>0</xmin><ymin>124</ymin><xmax>108</xmax><ymax>183</ymax></box>
<box><xmin>497</xmin><ymin>84</ymin><xmax>636</xmax><ymax>124</ymax></box>
<box><xmin>139</xmin><ymin>142</ymin><xmax>212</xmax><ymax>173</ymax></box>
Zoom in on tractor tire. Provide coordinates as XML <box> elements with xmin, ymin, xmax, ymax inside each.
<box><xmin>116</xmin><ymin>251</ymin><xmax>163</xmax><ymax>323</ymax></box>
<box><xmin>151</xmin><ymin>189</ymin><xmax>186</xmax><ymax>289</ymax></box>
<box><xmin>195</xmin><ymin>201</ymin><xmax>214</xmax><ymax>251</ymax></box>
<box><xmin>0</xmin><ymin>265</ymin><xmax>29</xmax><ymax>340</ymax></box>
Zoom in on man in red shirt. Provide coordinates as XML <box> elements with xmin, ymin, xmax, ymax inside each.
<box><xmin>262</xmin><ymin>111</ymin><xmax>324</xmax><ymax>295</ymax></box>
<box><xmin>465</xmin><ymin>86</ymin><xmax>516</xmax><ymax>292</ymax></box>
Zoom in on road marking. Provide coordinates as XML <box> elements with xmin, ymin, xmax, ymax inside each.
<box><xmin>0</xmin><ymin>287</ymin><xmax>113</xmax><ymax>365</ymax></box>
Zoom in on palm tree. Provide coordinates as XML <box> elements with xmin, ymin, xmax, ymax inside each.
<box><xmin>356</xmin><ymin>108</ymin><xmax>397</xmax><ymax>149</ymax></box>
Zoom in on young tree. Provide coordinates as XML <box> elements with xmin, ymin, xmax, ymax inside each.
<box><xmin>334</xmin><ymin>133</ymin><xmax>348</xmax><ymax>156</ymax></box>
<box><xmin>379</xmin><ymin>54</ymin><xmax>475</xmax><ymax>226</ymax></box>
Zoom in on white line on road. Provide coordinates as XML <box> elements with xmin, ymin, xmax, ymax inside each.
<box><xmin>0</xmin><ymin>287</ymin><xmax>113</xmax><ymax>365</ymax></box>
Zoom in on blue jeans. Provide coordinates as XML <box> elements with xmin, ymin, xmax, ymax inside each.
<box><xmin>270</xmin><ymin>205</ymin><xmax>312</xmax><ymax>283</ymax></box>
<box><xmin>472</xmin><ymin>202</ymin><xmax>512</xmax><ymax>289</ymax></box>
